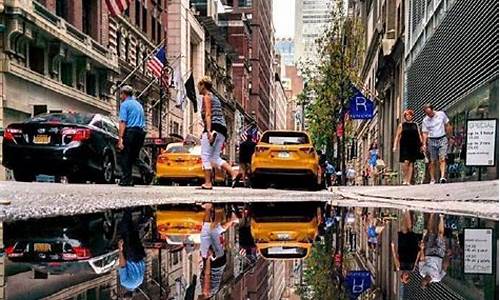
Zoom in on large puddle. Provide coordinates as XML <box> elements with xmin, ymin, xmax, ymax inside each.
<box><xmin>1</xmin><ymin>202</ymin><xmax>497</xmax><ymax>300</ymax></box>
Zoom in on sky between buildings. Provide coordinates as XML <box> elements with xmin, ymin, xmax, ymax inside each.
<box><xmin>273</xmin><ymin>0</ymin><xmax>295</xmax><ymax>38</ymax></box>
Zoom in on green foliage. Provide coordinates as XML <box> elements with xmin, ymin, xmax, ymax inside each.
<box><xmin>296</xmin><ymin>241</ymin><xmax>345</xmax><ymax>300</ymax></box>
<box><xmin>297</xmin><ymin>0</ymin><xmax>364</xmax><ymax>158</ymax></box>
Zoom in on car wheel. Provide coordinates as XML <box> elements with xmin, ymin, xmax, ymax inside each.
<box><xmin>157</xmin><ymin>178</ymin><xmax>172</xmax><ymax>186</ymax></box>
<box><xmin>13</xmin><ymin>169</ymin><xmax>35</xmax><ymax>182</ymax></box>
<box><xmin>308</xmin><ymin>176</ymin><xmax>323</xmax><ymax>191</ymax></box>
<box><xmin>99</xmin><ymin>154</ymin><xmax>115</xmax><ymax>184</ymax></box>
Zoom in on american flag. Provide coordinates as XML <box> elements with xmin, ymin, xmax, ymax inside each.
<box><xmin>105</xmin><ymin>0</ymin><xmax>129</xmax><ymax>17</ymax></box>
<box><xmin>147</xmin><ymin>47</ymin><xmax>169</xmax><ymax>87</ymax></box>
<box><xmin>239</xmin><ymin>126</ymin><xmax>260</xmax><ymax>143</ymax></box>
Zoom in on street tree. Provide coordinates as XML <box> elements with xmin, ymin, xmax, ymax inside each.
<box><xmin>297</xmin><ymin>0</ymin><xmax>364</xmax><ymax>161</ymax></box>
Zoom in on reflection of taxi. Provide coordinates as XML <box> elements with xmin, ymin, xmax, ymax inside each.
<box><xmin>156</xmin><ymin>209</ymin><xmax>204</xmax><ymax>244</ymax></box>
<box><xmin>251</xmin><ymin>131</ymin><xmax>321</xmax><ymax>189</ymax></box>
<box><xmin>250</xmin><ymin>203</ymin><xmax>320</xmax><ymax>260</ymax></box>
<box><xmin>156</xmin><ymin>143</ymin><xmax>226</xmax><ymax>185</ymax></box>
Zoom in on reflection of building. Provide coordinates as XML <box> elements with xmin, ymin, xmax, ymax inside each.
<box><xmin>275</xmin><ymin>38</ymin><xmax>295</xmax><ymax>66</ymax></box>
<box><xmin>405</xmin><ymin>0</ymin><xmax>499</xmax><ymax>182</ymax></box>
<box><xmin>294</xmin><ymin>0</ymin><xmax>333</xmax><ymax>62</ymax></box>
<box><xmin>0</xmin><ymin>0</ymin><xmax>118</xmax><ymax>180</ymax></box>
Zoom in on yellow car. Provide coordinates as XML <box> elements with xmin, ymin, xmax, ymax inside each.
<box><xmin>156</xmin><ymin>207</ymin><xmax>227</xmax><ymax>245</ymax></box>
<box><xmin>250</xmin><ymin>203</ymin><xmax>321</xmax><ymax>260</ymax></box>
<box><xmin>250</xmin><ymin>130</ymin><xmax>321</xmax><ymax>189</ymax></box>
<box><xmin>156</xmin><ymin>142</ymin><xmax>226</xmax><ymax>185</ymax></box>
<box><xmin>156</xmin><ymin>209</ymin><xmax>205</xmax><ymax>245</ymax></box>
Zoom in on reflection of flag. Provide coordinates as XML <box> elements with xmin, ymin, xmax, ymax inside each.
<box><xmin>184</xmin><ymin>73</ymin><xmax>198</xmax><ymax>113</ymax></box>
<box><xmin>105</xmin><ymin>0</ymin><xmax>129</xmax><ymax>16</ymax></box>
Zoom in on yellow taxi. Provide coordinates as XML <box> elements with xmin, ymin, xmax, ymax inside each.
<box><xmin>250</xmin><ymin>203</ymin><xmax>321</xmax><ymax>260</ymax></box>
<box><xmin>156</xmin><ymin>142</ymin><xmax>226</xmax><ymax>185</ymax></box>
<box><xmin>156</xmin><ymin>207</ymin><xmax>227</xmax><ymax>245</ymax></box>
<box><xmin>250</xmin><ymin>130</ymin><xmax>321</xmax><ymax>189</ymax></box>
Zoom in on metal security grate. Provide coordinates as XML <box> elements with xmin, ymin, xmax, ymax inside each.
<box><xmin>403</xmin><ymin>271</ymin><xmax>465</xmax><ymax>300</ymax></box>
<box><xmin>406</xmin><ymin>0</ymin><xmax>499</xmax><ymax>122</ymax></box>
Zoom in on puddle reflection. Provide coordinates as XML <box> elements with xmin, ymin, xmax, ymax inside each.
<box><xmin>2</xmin><ymin>203</ymin><xmax>497</xmax><ymax>300</ymax></box>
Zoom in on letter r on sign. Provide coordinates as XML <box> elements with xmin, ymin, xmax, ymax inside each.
<box><xmin>356</xmin><ymin>97</ymin><xmax>367</xmax><ymax>111</ymax></box>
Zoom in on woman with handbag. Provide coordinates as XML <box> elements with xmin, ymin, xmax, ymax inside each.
<box><xmin>393</xmin><ymin>109</ymin><xmax>424</xmax><ymax>185</ymax></box>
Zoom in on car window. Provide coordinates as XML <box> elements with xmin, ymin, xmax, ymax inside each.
<box><xmin>260</xmin><ymin>132</ymin><xmax>309</xmax><ymax>145</ymax></box>
<box><xmin>103</xmin><ymin>122</ymin><xmax>119</xmax><ymax>136</ymax></box>
<box><xmin>29</xmin><ymin>113</ymin><xmax>95</xmax><ymax>125</ymax></box>
<box><xmin>166</xmin><ymin>145</ymin><xmax>200</xmax><ymax>154</ymax></box>
<box><xmin>90</xmin><ymin>120</ymin><xmax>103</xmax><ymax>129</ymax></box>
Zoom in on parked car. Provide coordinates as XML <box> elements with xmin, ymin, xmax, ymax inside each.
<box><xmin>4</xmin><ymin>208</ymin><xmax>152</xmax><ymax>275</ymax></box>
<box><xmin>249</xmin><ymin>202</ymin><xmax>321</xmax><ymax>260</ymax></box>
<box><xmin>250</xmin><ymin>130</ymin><xmax>322</xmax><ymax>190</ymax></box>
<box><xmin>2</xmin><ymin>112</ymin><xmax>154</xmax><ymax>184</ymax></box>
<box><xmin>156</xmin><ymin>142</ymin><xmax>227</xmax><ymax>185</ymax></box>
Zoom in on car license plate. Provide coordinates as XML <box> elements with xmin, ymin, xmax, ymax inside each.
<box><xmin>33</xmin><ymin>135</ymin><xmax>50</xmax><ymax>144</ymax></box>
<box><xmin>268</xmin><ymin>247</ymin><xmax>299</xmax><ymax>255</ymax></box>
<box><xmin>276</xmin><ymin>233</ymin><xmax>291</xmax><ymax>240</ymax></box>
<box><xmin>34</xmin><ymin>243</ymin><xmax>52</xmax><ymax>253</ymax></box>
<box><xmin>278</xmin><ymin>152</ymin><xmax>290</xmax><ymax>158</ymax></box>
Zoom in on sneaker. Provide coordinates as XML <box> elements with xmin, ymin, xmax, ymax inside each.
<box><xmin>439</xmin><ymin>177</ymin><xmax>447</xmax><ymax>184</ymax></box>
<box><xmin>429</xmin><ymin>179</ymin><xmax>436</xmax><ymax>185</ymax></box>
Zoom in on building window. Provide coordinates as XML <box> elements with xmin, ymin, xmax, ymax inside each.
<box><xmin>156</xmin><ymin>21</ymin><xmax>162</xmax><ymax>43</ymax></box>
<box><xmin>116</xmin><ymin>31</ymin><xmax>122</xmax><ymax>59</ymax></box>
<box><xmin>55</xmin><ymin>0</ymin><xmax>68</xmax><ymax>20</ymax></box>
<box><xmin>86</xmin><ymin>73</ymin><xmax>97</xmax><ymax>96</ymax></box>
<box><xmin>151</xmin><ymin>15</ymin><xmax>156</xmax><ymax>42</ymax></box>
<box><xmin>29</xmin><ymin>45</ymin><xmax>45</xmax><ymax>75</ymax></box>
<box><xmin>152</xmin><ymin>103</ymin><xmax>159</xmax><ymax>127</ymax></box>
<box><xmin>135</xmin><ymin>0</ymin><xmax>141</xmax><ymax>26</ymax></box>
<box><xmin>142</xmin><ymin>5</ymin><xmax>148</xmax><ymax>33</ymax></box>
<box><xmin>61</xmin><ymin>62</ymin><xmax>73</xmax><ymax>87</ymax></box>
<box><xmin>125</xmin><ymin>38</ymin><xmax>130</xmax><ymax>61</ymax></box>
<box><xmin>82</xmin><ymin>0</ymin><xmax>98</xmax><ymax>40</ymax></box>
<box><xmin>33</xmin><ymin>105</ymin><xmax>47</xmax><ymax>116</ymax></box>
<box><xmin>135</xmin><ymin>44</ymin><xmax>142</xmax><ymax>68</ymax></box>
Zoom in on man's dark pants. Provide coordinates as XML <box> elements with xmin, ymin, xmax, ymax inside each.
<box><xmin>120</xmin><ymin>127</ymin><xmax>146</xmax><ymax>185</ymax></box>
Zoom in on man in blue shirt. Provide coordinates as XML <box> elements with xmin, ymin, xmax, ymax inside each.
<box><xmin>118</xmin><ymin>85</ymin><xmax>146</xmax><ymax>186</ymax></box>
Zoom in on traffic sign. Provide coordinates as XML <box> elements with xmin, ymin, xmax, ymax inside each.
<box><xmin>345</xmin><ymin>270</ymin><xmax>371</xmax><ymax>299</ymax></box>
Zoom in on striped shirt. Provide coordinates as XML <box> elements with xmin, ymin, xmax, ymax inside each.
<box><xmin>201</xmin><ymin>94</ymin><xmax>227</xmax><ymax>136</ymax></box>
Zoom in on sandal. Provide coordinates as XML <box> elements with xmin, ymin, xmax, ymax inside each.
<box><xmin>199</xmin><ymin>184</ymin><xmax>213</xmax><ymax>190</ymax></box>
<box><xmin>232</xmin><ymin>174</ymin><xmax>242</xmax><ymax>188</ymax></box>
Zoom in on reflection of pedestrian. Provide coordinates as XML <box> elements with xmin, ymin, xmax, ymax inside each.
<box><xmin>391</xmin><ymin>211</ymin><xmax>422</xmax><ymax>285</ymax></box>
<box><xmin>198</xmin><ymin>77</ymin><xmax>238</xmax><ymax>189</ymax></box>
<box><xmin>239</xmin><ymin>133</ymin><xmax>256</xmax><ymax>187</ymax></box>
<box><xmin>199</xmin><ymin>249</ymin><xmax>227</xmax><ymax>299</ymax></box>
<box><xmin>421</xmin><ymin>104</ymin><xmax>452</xmax><ymax>184</ymax></box>
<box><xmin>118</xmin><ymin>85</ymin><xmax>146</xmax><ymax>187</ymax></box>
<box><xmin>418</xmin><ymin>214</ymin><xmax>449</xmax><ymax>288</ymax></box>
<box><xmin>393</xmin><ymin>110</ymin><xmax>424</xmax><ymax>185</ymax></box>
<box><xmin>200</xmin><ymin>203</ymin><xmax>239</xmax><ymax>260</ymax></box>
<box><xmin>117</xmin><ymin>210</ymin><xmax>146</xmax><ymax>294</ymax></box>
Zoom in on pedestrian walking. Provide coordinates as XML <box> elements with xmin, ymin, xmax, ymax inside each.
<box><xmin>325</xmin><ymin>161</ymin><xmax>335</xmax><ymax>187</ymax></box>
<box><xmin>368</xmin><ymin>143</ymin><xmax>378</xmax><ymax>180</ymax></box>
<box><xmin>239</xmin><ymin>133</ymin><xmax>256</xmax><ymax>187</ymax></box>
<box><xmin>393</xmin><ymin>109</ymin><xmax>424</xmax><ymax>185</ymax></box>
<box><xmin>421</xmin><ymin>104</ymin><xmax>452</xmax><ymax>184</ymax></box>
<box><xmin>118</xmin><ymin>85</ymin><xmax>146</xmax><ymax>187</ymax></box>
<box><xmin>198</xmin><ymin>77</ymin><xmax>239</xmax><ymax>189</ymax></box>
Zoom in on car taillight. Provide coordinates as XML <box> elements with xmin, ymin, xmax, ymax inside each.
<box><xmin>4</xmin><ymin>128</ymin><xmax>22</xmax><ymax>142</ymax></box>
<box><xmin>195</xmin><ymin>157</ymin><xmax>202</xmax><ymax>164</ymax></box>
<box><xmin>193</xmin><ymin>224</ymin><xmax>202</xmax><ymax>231</ymax></box>
<box><xmin>4</xmin><ymin>245</ymin><xmax>21</xmax><ymax>258</ymax></box>
<box><xmin>63</xmin><ymin>246</ymin><xmax>91</xmax><ymax>260</ymax></box>
<box><xmin>157</xmin><ymin>155</ymin><xmax>169</xmax><ymax>164</ymax></box>
<box><xmin>62</xmin><ymin>128</ymin><xmax>91</xmax><ymax>142</ymax></box>
<box><xmin>300</xmin><ymin>147</ymin><xmax>315</xmax><ymax>155</ymax></box>
<box><xmin>73</xmin><ymin>246</ymin><xmax>91</xmax><ymax>259</ymax></box>
<box><xmin>256</xmin><ymin>146</ymin><xmax>269</xmax><ymax>153</ymax></box>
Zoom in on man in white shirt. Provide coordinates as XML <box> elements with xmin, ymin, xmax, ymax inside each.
<box><xmin>421</xmin><ymin>104</ymin><xmax>452</xmax><ymax>184</ymax></box>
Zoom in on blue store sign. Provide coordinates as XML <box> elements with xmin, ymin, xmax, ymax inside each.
<box><xmin>345</xmin><ymin>270</ymin><xmax>371</xmax><ymax>299</ymax></box>
<box><xmin>349</xmin><ymin>86</ymin><xmax>374</xmax><ymax>119</ymax></box>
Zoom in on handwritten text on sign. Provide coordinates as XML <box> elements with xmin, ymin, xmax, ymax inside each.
<box><xmin>464</xmin><ymin>228</ymin><xmax>493</xmax><ymax>274</ymax></box>
<box><xmin>466</xmin><ymin>119</ymin><xmax>497</xmax><ymax>166</ymax></box>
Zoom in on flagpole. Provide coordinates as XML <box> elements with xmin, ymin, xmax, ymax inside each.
<box><xmin>114</xmin><ymin>38</ymin><xmax>165</xmax><ymax>93</ymax></box>
<box><xmin>137</xmin><ymin>78</ymin><xmax>157</xmax><ymax>99</ymax></box>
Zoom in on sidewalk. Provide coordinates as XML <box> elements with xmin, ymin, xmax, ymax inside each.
<box><xmin>332</xmin><ymin>180</ymin><xmax>498</xmax><ymax>220</ymax></box>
